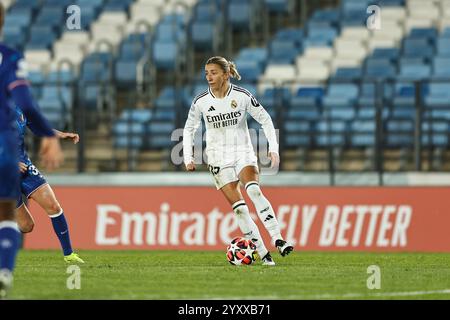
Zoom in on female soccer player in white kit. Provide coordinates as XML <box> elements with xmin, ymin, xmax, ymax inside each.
<box><xmin>183</xmin><ymin>56</ymin><xmax>293</xmax><ymax>265</ymax></box>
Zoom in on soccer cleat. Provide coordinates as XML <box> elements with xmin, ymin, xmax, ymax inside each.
<box><xmin>275</xmin><ymin>239</ymin><xmax>294</xmax><ymax>257</ymax></box>
<box><xmin>261</xmin><ymin>252</ymin><xmax>276</xmax><ymax>266</ymax></box>
<box><xmin>64</xmin><ymin>252</ymin><xmax>85</xmax><ymax>264</ymax></box>
<box><xmin>0</xmin><ymin>269</ymin><xmax>13</xmax><ymax>299</ymax></box>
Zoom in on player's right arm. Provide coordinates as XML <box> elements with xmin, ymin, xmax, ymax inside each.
<box><xmin>6</xmin><ymin>56</ymin><xmax>63</xmax><ymax>170</ymax></box>
<box><xmin>183</xmin><ymin>102</ymin><xmax>202</xmax><ymax>171</ymax></box>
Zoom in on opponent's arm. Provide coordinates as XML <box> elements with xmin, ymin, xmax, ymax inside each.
<box><xmin>7</xmin><ymin>57</ymin><xmax>63</xmax><ymax>170</ymax></box>
<box><xmin>53</xmin><ymin>129</ymin><xmax>79</xmax><ymax>144</ymax></box>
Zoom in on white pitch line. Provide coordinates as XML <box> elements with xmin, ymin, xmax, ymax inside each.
<box><xmin>11</xmin><ymin>290</ymin><xmax>450</xmax><ymax>300</ymax></box>
<box><xmin>309</xmin><ymin>289</ymin><xmax>450</xmax><ymax>299</ymax></box>
<box><xmin>204</xmin><ymin>289</ymin><xmax>450</xmax><ymax>300</ymax></box>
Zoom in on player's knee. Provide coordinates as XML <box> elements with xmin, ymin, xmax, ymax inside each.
<box><xmin>46</xmin><ymin>202</ymin><xmax>62</xmax><ymax>215</ymax></box>
<box><xmin>20</xmin><ymin>221</ymin><xmax>34</xmax><ymax>233</ymax></box>
<box><xmin>246</xmin><ymin>184</ymin><xmax>262</xmax><ymax>199</ymax></box>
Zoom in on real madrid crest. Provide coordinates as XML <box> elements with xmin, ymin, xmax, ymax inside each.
<box><xmin>231</xmin><ymin>100</ymin><xmax>237</xmax><ymax>109</ymax></box>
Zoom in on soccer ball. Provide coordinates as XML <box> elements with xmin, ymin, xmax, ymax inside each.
<box><xmin>226</xmin><ymin>237</ymin><xmax>258</xmax><ymax>266</ymax></box>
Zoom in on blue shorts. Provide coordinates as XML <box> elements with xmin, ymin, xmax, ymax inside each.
<box><xmin>0</xmin><ymin>131</ymin><xmax>20</xmax><ymax>201</ymax></box>
<box><xmin>16</xmin><ymin>161</ymin><xmax>47</xmax><ymax>208</ymax></box>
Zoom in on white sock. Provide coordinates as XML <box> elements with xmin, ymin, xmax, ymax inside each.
<box><xmin>245</xmin><ymin>181</ymin><xmax>283</xmax><ymax>245</ymax></box>
<box><xmin>232</xmin><ymin>200</ymin><xmax>268</xmax><ymax>258</ymax></box>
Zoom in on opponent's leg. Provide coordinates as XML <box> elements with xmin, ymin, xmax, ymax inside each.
<box><xmin>0</xmin><ymin>201</ymin><xmax>20</xmax><ymax>298</ymax></box>
<box><xmin>0</xmin><ymin>137</ymin><xmax>22</xmax><ymax>298</ymax></box>
<box><xmin>16</xmin><ymin>203</ymin><xmax>35</xmax><ymax>233</ymax></box>
<box><xmin>220</xmin><ymin>181</ymin><xmax>275</xmax><ymax>266</ymax></box>
<box><xmin>239</xmin><ymin>166</ymin><xmax>294</xmax><ymax>257</ymax></box>
<box><xmin>29</xmin><ymin>184</ymin><xmax>83</xmax><ymax>263</ymax></box>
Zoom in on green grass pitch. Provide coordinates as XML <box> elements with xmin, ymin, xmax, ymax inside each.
<box><xmin>9</xmin><ymin>250</ymin><xmax>450</xmax><ymax>300</ymax></box>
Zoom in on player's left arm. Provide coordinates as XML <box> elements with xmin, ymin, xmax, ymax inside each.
<box><xmin>246</xmin><ymin>94</ymin><xmax>280</xmax><ymax>168</ymax></box>
<box><xmin>53</xmin><ymin>129</ymin><xmax>79</xmax><ymax>144</ymax></box>
<box><xmin>25</xmin><ymin>124</ymin><xmax>79</xmax><ymax>144</ymax></box>
<box><xmin>6</xmin><ymin>58</ymin><xmax>55</xmax><ymax>137</ymax></box>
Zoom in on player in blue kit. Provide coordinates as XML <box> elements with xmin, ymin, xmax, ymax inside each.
<box><xmin>0</xmin><ymin>3</ymin><xmax>64</xmax><ymax>298</ymax></box>
<box><xmin>14</xmin><ymin>106</ymin><xmax>84</xmax><ymax>264</ymax></box>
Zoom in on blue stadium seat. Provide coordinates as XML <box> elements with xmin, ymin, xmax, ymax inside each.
<box><xmin>402</xmin><ymin>38</ymin><xmax>434</xmax><ymax>60</ymax></box>
<box><xmin>113</xmin><ymin>122</ymin><xmax>146</xmax><ymax>136</ymax></box>
<box><xmin>190</xmin><ymin>21</ymin><xmax>215</xmax><ymax>50</ymax></box>
<box><xmin>424</xmin><ymin>83</ymin><xmax>450</xmax><ymax>107</ymax></box>
<box><xmin>227</xmin><ymin>0</ymin><xmax>252</xmax><ymax>31</ymax></box>
<box><xmin>436</xmin><ymin>38</ymin><xmax>450</xmax><ymax>57</ymax></box>
<box><xmin>194</xmin><ymin>1</ymin><xmax>220</xmax><ymax>21</ymax></box>
<box><xmin>35</xmin><ymin>7</ymin><xmax>65</xmax><ymax>28</ymax></box>
<box><xmin>432</xmin><ymin>57</ymin><xmax>450</xmax><ymax>78</ymax></box>
<box><xmin>409</xmin><ymin>28</ymin><xmax>438</xmax><ymax>41</ymax></box>
<box><xmin>331</xmin><ymin>67</ymin><xmax>363</xmax><ymax>81</ymax></box>
<box><xmin>290</xmin><ymin>87</ymin><xmax>324</xmax><ymax>108</ymax></box>
<box><xmin>341</xmin><ymin>0</ymin><xmax>370</xmax><ymax>12</ymax></box>
<box><xmin>119</xmin><ymin>109</ymin><xmax>152</xmax><ymax>123</ymax></box>
<box><xmin>152</xmin><ymin>109</ymin><xmax>176</xmax><ymax>122</ymax></box>
<box><xmin>398</xmin><ymin>64</ymin><xmax>431</xmax><ymax>81</ymax></box>
<box><xmin>146</xmin><ymin>122</ymin><xmax>176</xmax><ymax>149</ymax></box>
<box><xmin>287</xmin><ymin>107</ymin><xmax>321</xmax><ymax>121</ymax></box>
<box><xmin>155</xmin><ymin>23</ymin><xmax>185</xmax><ymax>43</ymax></box>
<box><xmin>264</xmin><ymin>0</ymin><xmax>293</xmax><ymax>14</ymax></box>
<box><xmin>268</xmin><ymin>39</ymin><xmax>302</xmax><ymax>64</ymax></box>
<box><xmin>103</xmin><ymin>0</ymin><xmax>134</xmax><ymax>11</ymax></box>
<box><xmin>237</xmin><ymin>47</ymin><xmax>268</xmax><ymax>70</ymax></box>
<box><xmin>307</xmin><ymin>27</ymin><xmax>338</xmax><ymax>44</ymax></box>
<box><xmin>28</xmin><ymin>71</ymin><xmax>46</xmax><ymax>86</ymax></box>
<box><xmin>274</xmin><ymin>28</ymin><xmax>304</xmax><ymax>47</ymax></box>
<box><xmin>385</xmin><ymin>119</ymin><xmax>414</xmax><ymax>147</ymax></box>
<box><xmin>315</xmin><ymin>120</ymin><xmax>347</xmax><ymax>147</ymax></box>
<box><xmin>234</xmin><ymin>60</ymin><xmax>262</xmax><ymax>82</ymax></box>
<box><xmin>322</xmin><ymin>84</ymin><xmax>359</xmax><ymax>108</ymax></box>
<box><xmin>371</xmin><ymin>48</ymin><xmax>400</xmax><ymax>61</ymax></box>
<box><xmin>284</xmin><ymin>119</ymin><xmax>312</xmax><ymax>148</ymax></box>
<box><xmin>310</xmin><ymin>9</ymin><xmax>339</xmax><ymax>24</ymax></box>
<box><xmin>115</xmin><ymin>60</ymin><xmax>138</xmax><ymax>88</ymax></box>
<box><xmin>47</xmin><ymin>70</ymin><xmax>75</xmax><ymax>84</ymax></box>
<box><xmin>152</xmin><ymin>41</ymin><xmax>179</xmax><ymax>70</ymax></box>
<box><xmin>119</xmin><ymin>40</ymin><xmax>145</xmax><ymax>61</ymax></box>
<box><xmin>441</xmin><ymin>27</ymin><xmax>450</xmax><ymax>38</ymax></box>
<box><xmin>155</xmin><ymin>87</ymin><xmax>178</xmax><ymax>109</ymax></box>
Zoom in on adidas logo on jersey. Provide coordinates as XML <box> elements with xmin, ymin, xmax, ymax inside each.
<box><xmin>264</xmin><ymin>214</ymin><xmax>274</xmax><ymax>222</ymax></box>
<box><xmin>208</xmin><ymin>106</ymin><xmax>215</xmax><ymax>112</ymax></box>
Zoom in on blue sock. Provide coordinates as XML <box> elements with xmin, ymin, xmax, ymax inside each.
<box><xmin>50</xmin><ymin>211</ymin><xmax>73</xmax><ymax>256</ymax></box>
<box><xmin>0</xmin><ymin>222</ymin><xmax>21</xmax><ymax>272</ymax></box>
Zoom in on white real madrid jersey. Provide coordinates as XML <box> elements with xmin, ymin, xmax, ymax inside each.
<box><xmin>183</xmin><ymin>84</ymin><xmax>279</xmax><ymax>166</ymax></box>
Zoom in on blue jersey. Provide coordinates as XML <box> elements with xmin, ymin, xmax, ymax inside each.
<box><xmin>14</xmin><ymin>107</ymin><xmax>48</xmax><ymax>207</ymax></box>
<box><xmin>15</xmin><ymin>106</ymin><xmax>31</xmax><ymax>164</ymax></box>
<box><xmin>0</xmin><ymin>44</ymin><xmax>21</xmax><ymax>199</ymax></box>
<box><xmin>0</xmin><ymin>44</ymin><xmax>23</xmax><ymax>131</ymax></box>
<box><xmin>0</xmin><ymin>43</ymin><xmax>54</xmax><ymax>136</ymax></box>
<box><xmin>1</xmin><ymin>42</ymin><xmax>53</xmax><ymax>201</ymax></box>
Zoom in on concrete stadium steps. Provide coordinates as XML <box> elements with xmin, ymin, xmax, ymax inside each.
<box><xmin>136</xmin><ymin>150</ymin><xmax>176</xmax><ymax>171</ymax></box>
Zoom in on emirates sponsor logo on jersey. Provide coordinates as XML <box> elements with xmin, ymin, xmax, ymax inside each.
<box><xmin>206</xmin><ymin>111</ymin><xmax>242</xmax><ymax>129</ymax></box>
<box><xmin>206</xmin><ymin>111</ymin><xmax>241</xmax><ymax>123</ymax></box>
<box><xmin>206</xmin><ymin>111</ymin><xmax>242</xmax><ymax>128</ymax></box>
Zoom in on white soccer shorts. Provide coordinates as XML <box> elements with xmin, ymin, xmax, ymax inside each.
<box><xmin>208</xmin><ymin>151</ymin><xmax>258</xmax><ymax>190</ymax></box>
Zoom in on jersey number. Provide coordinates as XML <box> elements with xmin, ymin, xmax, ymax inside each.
<box><xmin>28</xmin><ymin>165</ymin><xmax>42</xmax><ymax>177</ymax></box>
<box><xmin>208</xmin><ymin>165</ymin><xmax>220</xmax><ymax>175</ymax></box>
